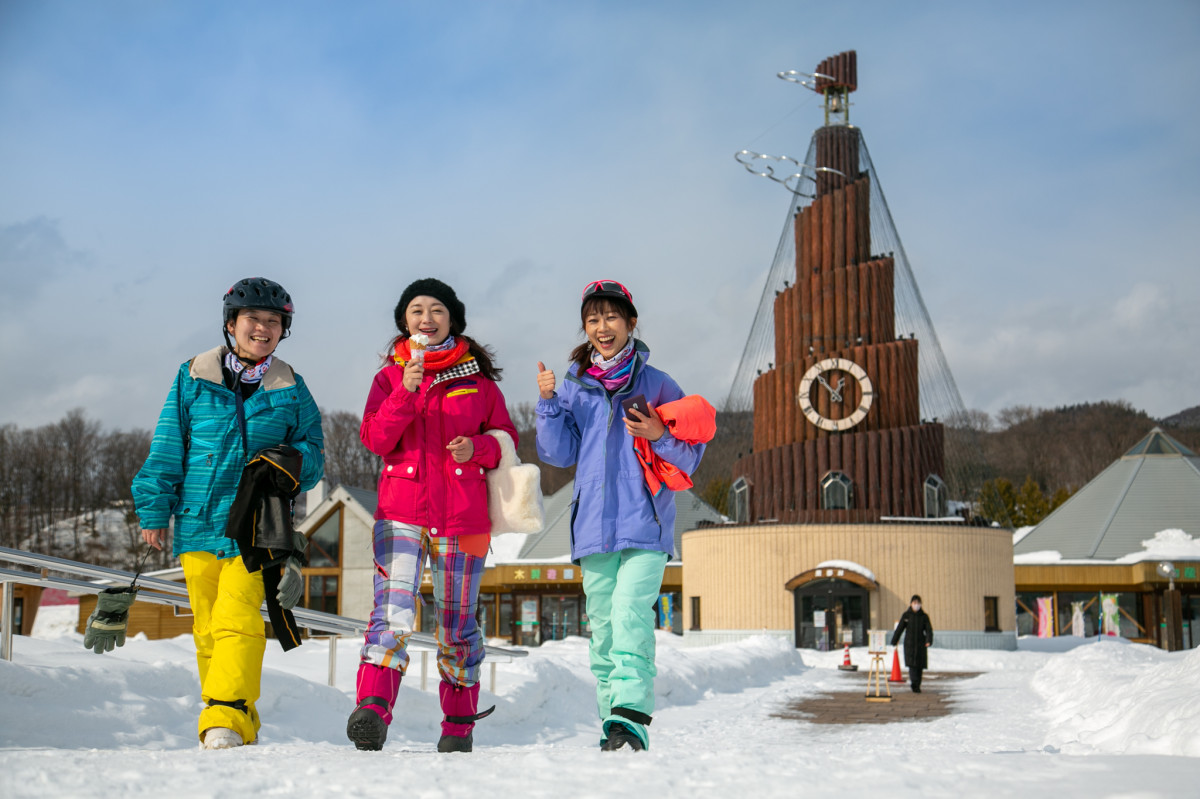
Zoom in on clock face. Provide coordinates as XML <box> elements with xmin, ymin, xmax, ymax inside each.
<box><xmin>797</xmin><ymin>358</ymin><xmax>874</xmax><ymax>432</ymax></box>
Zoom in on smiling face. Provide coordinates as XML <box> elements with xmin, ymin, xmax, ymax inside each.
<box><xmin>404</xmin><ymin>295</ymin><xmax>452</xmax><ymax>346</ymax></box>
<box><xmin>225</xmin><ymin>309</ymin><xmax>283</xmax><ymax>362</ymax></box>
<box><xmin>583</xmin><ymin>297</ymin><xmax>636</xmax><ymax>360</ymax></box>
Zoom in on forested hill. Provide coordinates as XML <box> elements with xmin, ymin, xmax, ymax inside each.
<box><xmin>979</xmin><ymin>401</ymin><xmax>1200</xmax><ymax>495</ymax></box>
<box><xmin>3</xmin><ymin>400</ymin><xmax>1195</xmax><ymax>564</ymax></box>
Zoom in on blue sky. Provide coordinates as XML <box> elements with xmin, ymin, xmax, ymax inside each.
<box><xmin>2</xmin><ymin>0</ymin><xmax>1198</xmax><ymax>432</ymax></box>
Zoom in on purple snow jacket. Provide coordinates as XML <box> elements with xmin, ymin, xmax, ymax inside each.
<box><xmin>535</xmin><ymin>340</ymin><xmax>706</xmax><ymax>562</ymax></box>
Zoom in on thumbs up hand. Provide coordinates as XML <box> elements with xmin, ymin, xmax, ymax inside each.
<box><xmin>536</xmin><ymin>361</ymin><xmax>556</xmax><ymax>400</ymax></box>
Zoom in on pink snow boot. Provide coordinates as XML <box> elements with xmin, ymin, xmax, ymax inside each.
<box><xmin>347</xmin><ymin>663</ymin><xmax>402</xmax><ymax>751</ymax></box>
<box><xmin>437</xmin><ymin>681</ymin><xmax>495</xmax><ymax>753</ymax></box>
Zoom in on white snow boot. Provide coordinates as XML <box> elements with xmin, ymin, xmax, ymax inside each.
<box><xmin>200</xmin><ymin>727</ymin><xmax>243</xmax><ymax>750</ymax></box>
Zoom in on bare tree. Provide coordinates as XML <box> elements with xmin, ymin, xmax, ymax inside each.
<box><xmin>320</xmin><ymin>408</ymin><xmax>381</xmax><ymax>491</ymax></box>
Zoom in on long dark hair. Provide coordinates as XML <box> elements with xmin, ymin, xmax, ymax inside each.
<box><xmin>384</xmin><ymin>333</ymin><xmax>503</xmax><ymax>381</ymax></box>
<box><xmin>568</xmin><ymin>296</ymin><xmax>638</xmax><ymax>372</ymax></box>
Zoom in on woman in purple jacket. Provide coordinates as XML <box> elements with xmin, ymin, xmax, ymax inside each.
<box><xmin>348</xmin><ymin>278</ymin><xmax>517</xmax><ymax>753</ymax></box>
<box><xmin>535</xmin><ymin>279</ymin><xmax>706</xmax><ymax>752</ymax></box>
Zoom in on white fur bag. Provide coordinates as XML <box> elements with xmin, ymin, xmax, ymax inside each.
<box><xmin>485</xmin><ymin>429</ymin><xmax>545</xmax><ymax>535</ymax></box>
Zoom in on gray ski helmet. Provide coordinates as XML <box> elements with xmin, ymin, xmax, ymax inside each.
<box><xmin>223</xmin><ymin>277</ymin><xmax>294</xmax><ymax>336</ymax></box>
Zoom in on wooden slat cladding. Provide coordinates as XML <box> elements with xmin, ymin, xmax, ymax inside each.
<box><xmin>815</xmin><ymin>125</ymin><xmax>857</xmax><ymax>195</ymax></box>
<box><xmin>681</xmin><ymin>523</ymin><xmax>1015</xmax><ymax>635</ymax></box>
<box><xmin>814</xmin><ymin>50</ymin><xmax>857</xmax><ymax>93</ymax></box>
<box><xmin>738</xmin><ymin>115</ymin><xmax>944</xmax><ymax>529</ymax></box>
<box><xmin>732</xmin><ymin>423</ymin><xmax>945</xmax><ymax>521</ymax></box>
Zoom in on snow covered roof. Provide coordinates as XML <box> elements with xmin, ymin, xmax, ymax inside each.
<box><xmin>1015</xmin><ymin>528</ymin><xmax>1200</xmax><ymax>566</ymax></box>
<box><xmin>505</xmin><ymin>480</ymin><xmax>724</xmax><ymax>564</ymax></box>
<box><xmin>1014</xmin><ymin>428</ymin><xmax>1200</xmax><ymax>561</ymax></box>
<box><xmin>311</xmin><ymin>479</ymin><xmax>723</xmax><ymax>565</ymax></box>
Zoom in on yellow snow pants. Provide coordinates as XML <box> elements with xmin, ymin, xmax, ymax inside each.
<box><xmin>180</xmin><ymin>552</ymin><xmax>266</xmax><ymax>744</ymax></box>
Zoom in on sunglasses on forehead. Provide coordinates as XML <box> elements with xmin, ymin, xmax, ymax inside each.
<box><xmin>581</xmin><ymin>279</ymin><xmax>634</xmax><ymax>304</ymax></box>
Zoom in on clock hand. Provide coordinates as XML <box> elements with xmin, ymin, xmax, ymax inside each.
<box><xmin>816</xmin><ymin>373</ymin><xmax>844</xmax><ymax>403</ymax></box>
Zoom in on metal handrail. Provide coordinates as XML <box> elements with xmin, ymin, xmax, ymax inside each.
<box><xmin>0</xmin><ymin>545</ymin><xmax>527</xmax><ymax>659</ymax></box>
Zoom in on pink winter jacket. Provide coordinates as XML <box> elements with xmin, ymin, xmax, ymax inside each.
<box><xmin>360</xmin><ymin>362</ymin><xmax>517</xmax><ymax>536</ymax></box>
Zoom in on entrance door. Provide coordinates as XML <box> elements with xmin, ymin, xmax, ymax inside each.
<box><xmin>793</xmin><ymin>579</ymin><xmax>869</xmax><ymax>649</ymax></box>
<box><xmin>540</xmin><ymin>595</ymin><xmax>582</xmax><ymax>642</ymax></box>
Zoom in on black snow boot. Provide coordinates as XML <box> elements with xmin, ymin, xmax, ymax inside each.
<box><xmin>600</xmin><ymin>723</ymin><xmax>644</xmax><ymax>752</ymax></box>
<box><xmin>346</xmin><ymin>698</ymin><xmax>389</xmax><ymax>751</ymax></box>
<box><xmin>437</xmin><ymin>732</ymin><xmax>474</xmax><ymax>753</ymax></box>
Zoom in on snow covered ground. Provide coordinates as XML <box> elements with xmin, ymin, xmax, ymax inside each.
<box><xmin>4</xmin><ymin>607</ymin><xmax>1200</xmax><ymax>798</ymax></box>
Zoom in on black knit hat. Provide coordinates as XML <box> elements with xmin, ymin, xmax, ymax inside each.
<box><xmin>911</xmin><ymin>595</ymin><xmax>923</xmax><ymax>604</ymax></box>
<box><xmin>394</xmin><ymin>278</ymin><xmax>466</xmax><ymax>335</ymax></box>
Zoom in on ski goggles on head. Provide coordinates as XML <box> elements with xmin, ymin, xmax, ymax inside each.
<box><xmin>581</xmin><ymin>279</ymin><xmax>637</xmax><ymax>316</ymax></box>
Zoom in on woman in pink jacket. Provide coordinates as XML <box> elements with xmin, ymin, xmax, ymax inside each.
<box><xmin>348</xmin><ymin>278</ymin><xmax>517</xmax><ymax>753</ymax></box>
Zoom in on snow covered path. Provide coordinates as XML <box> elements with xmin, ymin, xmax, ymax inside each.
<box><xmin>2</xmin><ymin>615</ymin><xmax>1199</xmax><ymax>798</ymax></box>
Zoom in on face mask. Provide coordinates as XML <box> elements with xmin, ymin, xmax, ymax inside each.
<box><xmin>912</xmin><ymin>603</ymin><xmax>921</xmax><ymax>611</ymax></box>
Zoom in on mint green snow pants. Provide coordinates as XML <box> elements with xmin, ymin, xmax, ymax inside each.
<box><xmin>580</xmin><ymin>548</ymin><xmax>669</xmax><ymax>750</ymax></box>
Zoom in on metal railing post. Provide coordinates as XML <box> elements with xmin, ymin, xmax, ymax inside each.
<box><xmin>1</xmin><ymin>581</ymin><xmax>14</xmax><ymax>661</ymax></box>
<box><xmin>327</xmin><ymin>635</ymin><xmax>338</xmax><ymax>687</ymax></box>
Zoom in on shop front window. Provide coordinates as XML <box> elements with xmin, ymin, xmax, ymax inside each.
<box><xmin>498</xmin><ymin>593</ymin><xmax>514</xmax><ymax>641</ymax></box>
<box><xmin>477</xmin><ymin>593</ymin><xmax>495</xmax><ymax>638</ymax></box>
<box><xmin>657</xmin><ymin>592</ymin><xmax>682</xmax><ymax>634</ymax></box>
<box><xmin>515</xmin><ymin>594</ymin><xmax>540</xmax><ymax>647</ymax></box>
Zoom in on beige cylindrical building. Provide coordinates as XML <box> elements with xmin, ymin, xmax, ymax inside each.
<box><xmin>682</xmin><ymin>522</ymin><xmax>1015</xmax><ymax>649</ymax></box>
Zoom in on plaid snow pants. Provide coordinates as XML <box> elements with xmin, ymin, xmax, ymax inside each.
<box><xmin>359</xmin><ymin>520</ymin><xmax>486</xmax><ymax>687</ymax></box>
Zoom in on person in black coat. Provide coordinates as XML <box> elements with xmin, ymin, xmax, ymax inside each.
<box><xmin>891</xmin><ymin>595</ymin><xmax>933</xmax><ymax>692</ymax></box>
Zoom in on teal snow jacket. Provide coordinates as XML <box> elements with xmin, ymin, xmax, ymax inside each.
<box><xmin>132</xmin><ymin>346</ymin><xmax>325</xmax><ymax>558</ymax></box>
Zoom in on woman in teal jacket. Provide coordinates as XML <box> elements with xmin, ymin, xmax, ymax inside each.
<box><xmin>132</xmin><ymin>277</ymin><xmax>324</xmax><ymax>749</ymax></box>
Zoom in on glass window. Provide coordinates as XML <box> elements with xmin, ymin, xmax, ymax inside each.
<box><xmin>924</xmin><ymin>474</ymin><xmax>948</xmax><ymax>518</ymax></box>
<box><xmin>1056</xmin><ymin>592</ymin><xmax>1100</xmax><ymax>637</ymax></box>
<box><xmin>984</xmin><ymin>596</ymin><xmax>999</xmax><ymax>632</ymax></box>
<box><xmin>820</xmin><ymin>471</ymin><xmax>853</xmax><ymax>510</ymax></box>
<box><xmin>306</xmin><ymin>575</ymin><xmax>339</xmax><ymax>615</ymax></box>
<box><xmin>1015</xmin><ymin>592</ymin><xmax>1046</xmax><ymax>636</ymax></box>
<box><xmin>656</xmin><ymin>592</ymin><xmax>682</xmax><ymax>634</ymax></box>
<box><xmin>308</xmin><ymin>510</ymin><xmax>341</xmax><ymax>567</ymax></box>
<box><xmin>1183</xmin><ymin>596</ymin><xmax>1200</xmax><ymax>650</ymax></box>
<box><xmin>477</xmin><ymin>593</ymin><xmax>494</xmax><ymax>638</ymax></box>
<box><xmin>690</xmin><ymin>596</ymin><xmax>701</xmax><ymax>630</ymax></box>
<box><xmin>498</xmin><ymin>594</ymin><xmax>514</xmax><ymax>640</ymax></box>
<box><xmin>419</xmin><ymin>593</ymin><xmax>437</xmax><ymax>634</ymax></box>
<box><xmin>515</xmin><ymin>595</ymin><xmax>540</xmax><ymax>647</ymax></box>
<box><xmin>729</xmin><ymin>477</ymin><xmax>750</xmax><ymax>523</ymax></box>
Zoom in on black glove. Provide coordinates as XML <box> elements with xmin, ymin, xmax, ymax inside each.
<box><xmin>83</xmin><ymin>587</ymin><xmax>138</xmax><ymax>654</ymax></box>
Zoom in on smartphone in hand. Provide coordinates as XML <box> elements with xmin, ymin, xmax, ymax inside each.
<box><xmin>621</xmin><ymin>394</ymin><xmax>649</xmax><ymax>418</ymax></box>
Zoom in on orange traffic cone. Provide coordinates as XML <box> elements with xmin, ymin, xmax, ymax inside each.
<box><xmin>888</xmin><ymin>648</ymin><xmax>904</xmax><ymax>683</ymax></box>
<box><xmin>838</xmin><ymin>642</ymin><xmax>858</xmax><ymax>671</ymax></box>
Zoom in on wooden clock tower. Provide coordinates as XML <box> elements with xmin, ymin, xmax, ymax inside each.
<box><xmin>731</xmin><ymin>51</ymin><xmax>946</xmax><ymax>523</ymax></box>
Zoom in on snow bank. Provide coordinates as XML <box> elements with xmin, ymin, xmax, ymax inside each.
<box><xmin>1033</xmin><ymin>639</ymin><xmax>1200</xmax><ymax>757</ymax></box>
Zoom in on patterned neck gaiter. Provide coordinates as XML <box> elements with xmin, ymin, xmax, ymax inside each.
<box><xmin>224</xmin><ymin>351</ymin><xmax>273</xmax><ymax>383</ymax></box>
